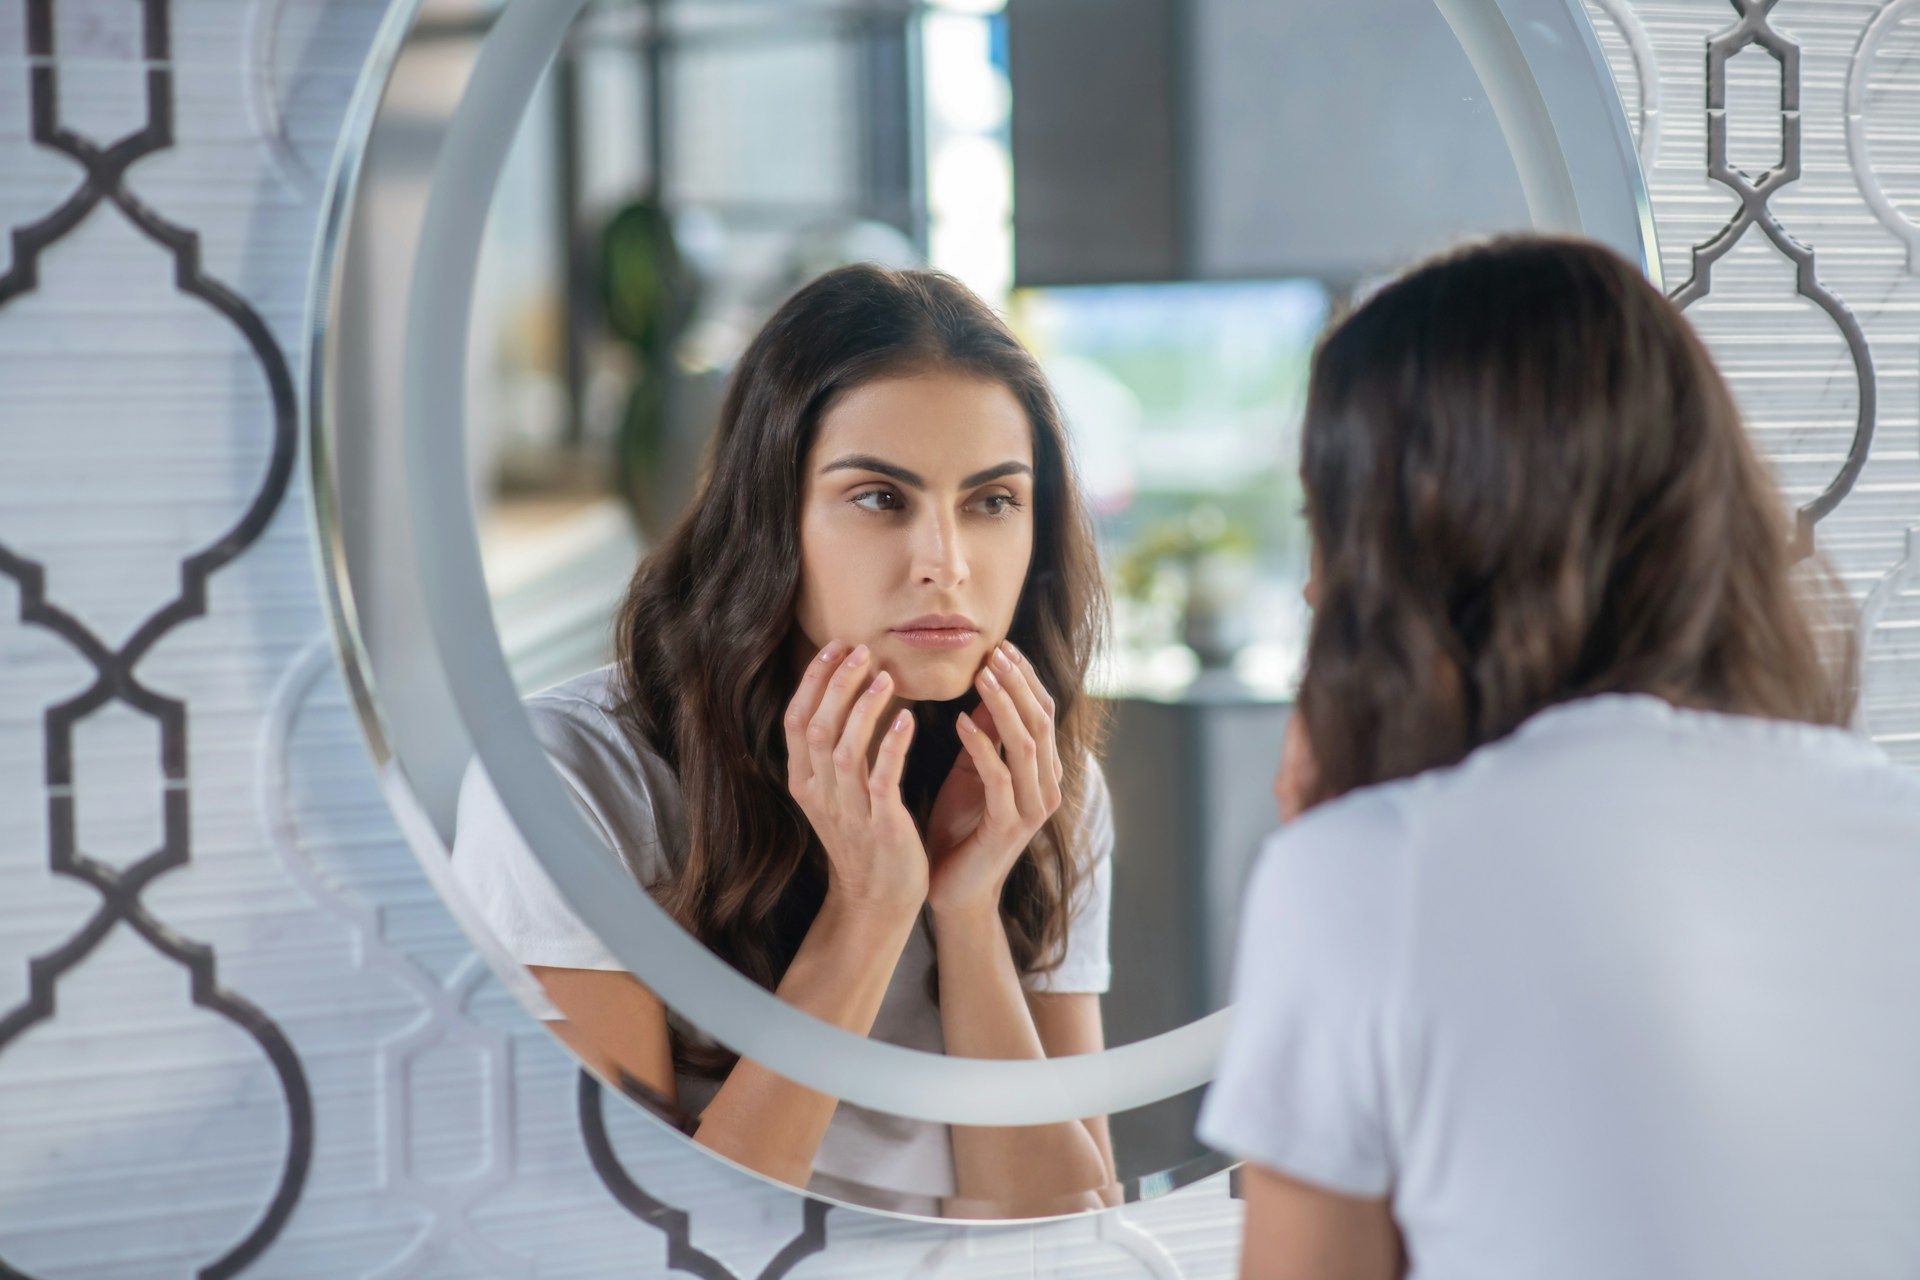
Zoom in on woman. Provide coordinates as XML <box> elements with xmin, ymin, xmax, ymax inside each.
<box><xmin>451</xmin><ymin>264</ymin><xmax>1119</xmax><ymax>1215</ymax></box>
<box><xmin>1199</xmin><ymin>236</ymin><xmax>1920</xmax><ymax>1278</ymax></box>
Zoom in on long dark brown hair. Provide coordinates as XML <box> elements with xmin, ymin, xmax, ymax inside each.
<box><xmin>1296</xmin><ymin>234</ymin><xmax>1856</xmax><ymax>809</ymax></box>
<box><xmin>611</xmin><ymin>264</ymin><xmax>1108</xmax><ymax>1076</ymax></box>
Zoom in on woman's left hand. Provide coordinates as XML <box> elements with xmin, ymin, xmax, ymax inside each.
<box><xmin>925</xmin><ymin>641</ymin><xmax>1066</xmax><ymax>920</ymax></box>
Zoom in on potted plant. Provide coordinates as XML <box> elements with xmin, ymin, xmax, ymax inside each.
<box><xmin>1114</xmin><ymin>503</ymin><xmax>1258</xmax><ymax>670</ymax></box>
<box><xmin>597</xmin><ymin>198</ymin><xmax>702</xmax><ymax>540</ymax></box>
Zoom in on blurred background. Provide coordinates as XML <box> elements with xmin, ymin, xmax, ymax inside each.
<box><xmin>425</xmin><ymin>0</ymin><xmax>1535</xmax><ymax>698</ymax></box>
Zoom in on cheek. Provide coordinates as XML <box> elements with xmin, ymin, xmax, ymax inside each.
<box><xmin>986</xmin><ymin>527</ymin><xmax>1036</xmax><ymax>622</ymax></box>
<box><xmin>796</xmin><ymin>516</ymin><xmax>887</xmax><ymax>640</ymax></box>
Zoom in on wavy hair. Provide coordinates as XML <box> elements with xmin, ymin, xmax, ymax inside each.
<box><xmin>610</xmin><ymin>264</ymin><xmax>1108</xmax><ymax>1076</ymax></box>
<box><xmin>1295</xmin><ymin>234</ymin><xmax>1856</xmax><ymax>809</ymax></box>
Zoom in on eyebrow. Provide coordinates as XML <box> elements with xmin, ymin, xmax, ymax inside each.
<box><xmin>818</xmin><ymin>454</ymin><xmax>1034</xmax><ymax>490</ymax></box>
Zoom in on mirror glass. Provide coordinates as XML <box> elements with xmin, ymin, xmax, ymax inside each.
<box><xmin>321</xmin><ymin>0</ymin><xmax>1623</xmax><ymax>1221</ymax></box>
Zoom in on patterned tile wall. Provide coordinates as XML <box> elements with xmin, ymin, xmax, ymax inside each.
<box><xmin>0</xmin><ymin>1</ymin><xmax>1912</xmax><ymax>1276</ymax></box>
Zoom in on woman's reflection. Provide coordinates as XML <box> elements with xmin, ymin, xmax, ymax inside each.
<box><xmin>451</xmin><ymin>264</ymin><xmax>1118</xmax><ymax>1215</ymax></box>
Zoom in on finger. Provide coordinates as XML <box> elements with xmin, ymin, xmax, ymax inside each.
<box><xmin>1002</xmin><ymin>640</ymin><xmax>1057</xmax><ymax>718</ymax></box>
<box><xmin>969</xmin><ymin>702</ymin><xmax>1001</xmax><ymax>747</ymax></box>
<box><xmin>807</xmin><ymin>643</ymin><xmax>872</xmax><ymax>794</ymax></box>
<box><xmin>832</xmin><ymin>670</ymin><xmax>896</xmax><ymax>813</ymax></box>
<box><xmin>785</xmin><ymin>639</ymin><xmax>848</xmax><ymax>788</ymax></box>
<box><xmin>956</xmin><ymin>710</ymin><xmax>1020</xmax><ymax>826</ymax></box>
<box><xmin>975</xmin><ymin>663</ymin><xmax>1044</xmax><ymax>822</ymax></box>
<box><xmin>1004</xmin><ymin>644</ymin><xmax>1065</xmax><ymax>786</ymax></box>
<box><xmin>948</xmin><ymin>711</ymin><xmax>983</xmax><ymax>776</ymax></box>
<box><xmin>996</xmin><ymin>643</ymin><xmax>1062</xmax><ymax>811</ymax></box>
<box><xmin>953</xmin><ymin>705</ymin><xmax>1014</xmax><ymax>784</ymax></box>
<box><xmin>869</xmin><ymin>708</ymin><xmax>915</xmax><ymax>810</ymax></box>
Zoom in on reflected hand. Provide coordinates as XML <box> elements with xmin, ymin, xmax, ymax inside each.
<box><xmin>784</xmin><ymin>640</ymin><xmax>926</xmax><ymax>920</ymax></box>
<box><xmin>926</xmin><ymin>641</ymin><xmax>1065</xmax><ymax>920</ymax></box>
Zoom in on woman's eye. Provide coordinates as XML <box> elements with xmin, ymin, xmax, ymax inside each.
<box><xmin>852</xmin><ymin>488</ymin><xmax>904</xmax><ymax>513</ymax></box>
<box><xmin>972</xmin><ymin>493</ymin><xmax>1023</xmax><ymax>517</ymax></box>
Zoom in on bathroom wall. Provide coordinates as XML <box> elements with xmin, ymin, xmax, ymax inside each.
<box><xmin>2</xmin><ymin>1</ymin><xmax>1915</xmax><ymax>1276</ymax></box>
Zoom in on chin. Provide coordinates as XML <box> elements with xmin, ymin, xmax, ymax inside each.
<box><xmin>886</xmin><ymin>655</ymin><xmax>979</xmax><ymax>704</ymax></box>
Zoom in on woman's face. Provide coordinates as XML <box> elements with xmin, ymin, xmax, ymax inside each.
<box><xmin>795</xmin><ymin>369</ymin><xmax>1036</xmax><ymax>702</ymax></box>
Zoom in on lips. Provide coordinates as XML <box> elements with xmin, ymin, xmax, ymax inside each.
<box><xmin>891</xmin><ymin>613</ymin><xmax>980</xmax><ymax>651</ymax></box>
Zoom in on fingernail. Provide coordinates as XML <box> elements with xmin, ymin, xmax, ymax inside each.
<box><xmin>848</xmin><ymin>644</ymin><xmax>869</xmax><ymax>666</ymax></box>
<box><xmin>893</xmin><ymin>710</ymin><xmax>912</xmax><ymax>732</ymax></box>
<box><xmin>957</xmin><ymin>713</ymin><xmax>976</xmax><ymax>733</ymax></box>
<box><xmin>1004</xmin><ymin>640</ymin><xmax>1023</xmax><ymax>662</ymax></box>
<box><xmin>980</xmin><ymin>667</ymin><xmax>999</xmax><ymax>689</ymax></box>
<box><xmin>992</xmin><ymin>648</ymin><xmax>1011</xmax><ymax>671</ymax></box>
<box><xmin>871</xmin><ymin>670</ymin><xmax>891</xmax><ymax>689</ymax></box>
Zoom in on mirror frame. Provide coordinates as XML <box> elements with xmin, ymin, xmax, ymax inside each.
<box><xmin>306</xmin><ymin>0</ymin><xmax>1657</xmax><ymax>1202</ymax></box>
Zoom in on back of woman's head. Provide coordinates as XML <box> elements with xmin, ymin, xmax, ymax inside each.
<box><xmin>1296</xmin><ymin>233</ymin><xmax>1856</xmax><ymax>808</ymax></box>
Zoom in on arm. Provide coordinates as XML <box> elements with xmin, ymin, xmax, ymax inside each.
<box><xmin>536</xmin><ymin>639</ymin><xmax>929</xmax><ymax>1190</ymax></box>
<box><xmin>531</xmin><ymin>965</ymin><xmax>677</xmax><ymax>1103</ymax></box>
<box><xmin>1237</xmin><ymin>1164</ymin><xmax>1403</xmax><ymax>1280</ymax></box>
<box><xmin>697</xmin><ymin>639</ymin><xmax>929</xmax><ymax>1185</ymax></box>
<box><xmin>932</xmin><ymin>915</ymin><xmax>1116</xmax><ymax>1214</ymax></box>
<box><xmin>926</xmin><ymin>641</ymin><xmax>1115</xmax><ymax>1214</ymax></box>
<box><xmin>1028</xmin><ymin>991</ymin><xmax>1118</xmax><ymax>1190</ymax></box>
<box><xmin>688</xmin><ymin>895</ymin><xmax>915</xmax><ymax>1183</ymax></box>
<box><xmin>538</xmin><ymin>918</ymin><xmax>1104</xmax><ymax>1207</ymax></box>
<box><xmin>531</xmin><ymin>895</ymin><xmax>914</xmax><ymax>1188</ymax></box>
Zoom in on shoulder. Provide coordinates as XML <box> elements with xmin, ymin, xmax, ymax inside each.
<box><xmin>1062</xmin><ymin>754</ymin><xmax>1115</xmax><ymax>882</ymax></box>
<box><xmin>457</xmin><ymin>664</ymin><xmax>685</xmax><ymax>881</ymax></box>
<box><xmin>1258</xmin><ymin>780</ymin><xmax>1416</xmax><ymax>870</ymax></box>
<box><xmin>1028</xmin><ymin>754</ymin><xmax>1116</xmax><ymax>991</ymax></box>
<box><xmin>1413</xmin><ymin>693</ymin><xmax>1920</xmax><ymax>829</ymax></box>
<box><xmin>521</xmin><ymin>665</ymin><xmax>643</xmax><ymax>765</ymax></box>
<box><xmin>1076</xmin><ymin>754</ymin><xmax>1114</xmax><ymax>837</ymax></box>
<box><xmin>521</xmin><ymin>666</ymin><xmax>678</xmax><ymax>799</ymax></box>
<box><xmin>1238</xmin><ymin>785</ymin><xmax>1418</xmax><ymax>988</ymax></box>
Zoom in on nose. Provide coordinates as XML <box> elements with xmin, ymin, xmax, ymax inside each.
<box><xmin>910</xmin><ymin>506</ymin><xmax>968</xmax><ymax>591</ymax></box>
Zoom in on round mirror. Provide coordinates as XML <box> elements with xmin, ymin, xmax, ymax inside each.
<box><xmin>309</xmin><ymin>0</ymin><xmax>1653</xmax><ymax>1222</ymax></box>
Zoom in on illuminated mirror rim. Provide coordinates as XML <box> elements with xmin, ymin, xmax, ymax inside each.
<box><xmin>309</xmin><ymin>0</ymin><xmax>1657</xmax><ymax>1135</ymax></box>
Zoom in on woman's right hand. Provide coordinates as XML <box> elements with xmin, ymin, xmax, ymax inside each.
<box><xmin>784</xmin><ymin>640</ymin><xmax>926</xmax><ymax>919</ymax></box>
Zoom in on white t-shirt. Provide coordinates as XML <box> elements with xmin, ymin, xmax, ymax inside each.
<box><xmin>1198</xmin><ymin>693</ymin><xmax>1920</xmax><ymax>1280</ymax></box>
<box><xmin>449</xmin><ymin>664</ymin><xmax>1114</xmax><ymax>1206</ymax></box>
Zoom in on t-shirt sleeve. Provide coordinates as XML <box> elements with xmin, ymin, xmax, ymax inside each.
<box><xmin>448</xmin><ymin>694</ymin><xmax>670</xmax><ymax>981</ymax></box>
<box><xmin>1194</xmin><ymin>792</ymin><xmax>1409</xmax><ymax>1199</ymax></box>
<box><xmin>1024</xmin><ymin>757</ymin><xmax>1115</xmax><ymax>994</ymax></box>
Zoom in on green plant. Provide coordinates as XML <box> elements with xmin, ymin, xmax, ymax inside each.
<box><xmin>1114</xmin><ymin>503</ymin><xmax>1256</xmax><ymax>601</ymax></box>
<box><xmin>598</xmin><ymin>198</ymin><xmax>702</xmax><ymax>534</ymax></box>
